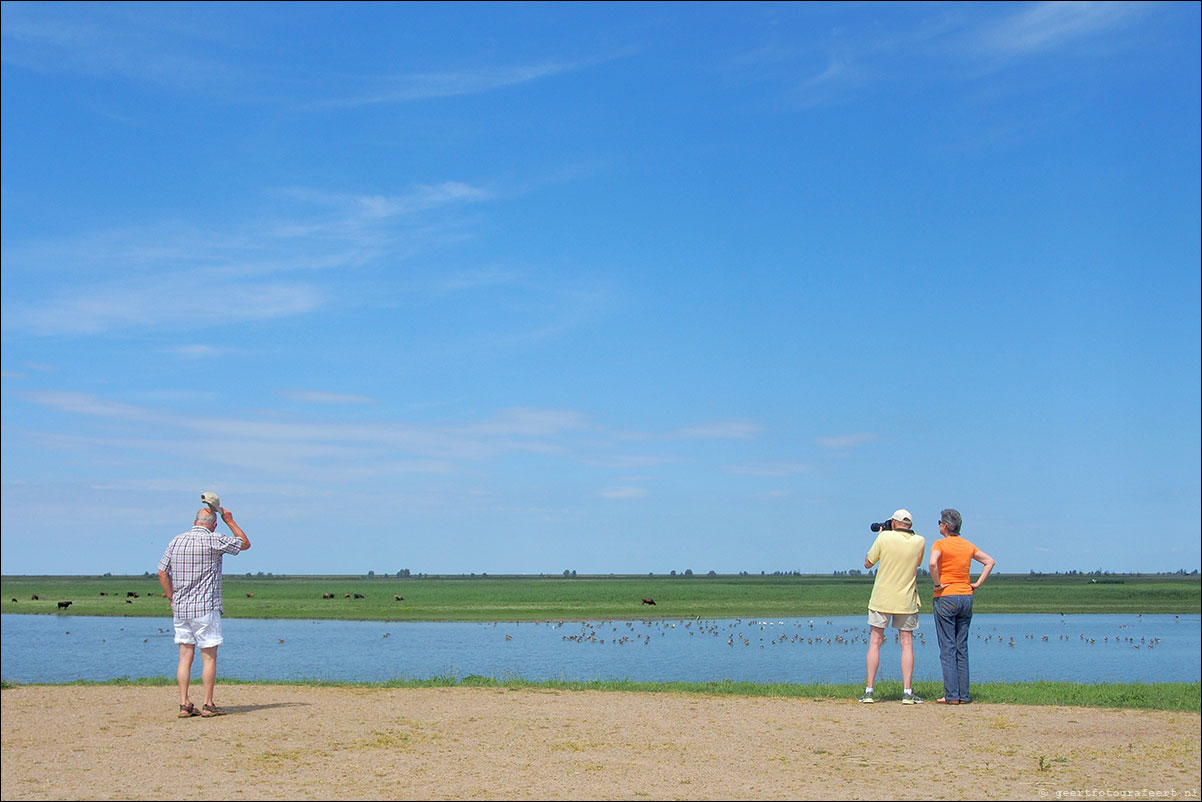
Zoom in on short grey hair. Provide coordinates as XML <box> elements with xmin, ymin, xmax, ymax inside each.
<box><xmin>195</xmin><ymin>508</ymin><xmax>217</xmax><ymax>527</ymax></box>
<box><xmin>940</xmin><ymin>508</ymin><xmax>962</xmax><ymax>534</ymax></box>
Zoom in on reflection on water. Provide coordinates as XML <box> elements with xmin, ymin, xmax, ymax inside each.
<box><xmin>2</xmin><ymin>614</ymin><xmax>1197</xmax><ymax>685</ymax></box>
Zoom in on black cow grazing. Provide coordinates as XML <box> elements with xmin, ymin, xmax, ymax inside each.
<box><xmin>31</xmin><ymin>594</ymin><xmax>40</xmax><ymax>600</ymax></box>
<box><xmin>641</xmin><ymin>597</ymin><xmax>656</xmax><ymax>605</ymax></box>
<box><xmin>127</xmin><ymin>592</ymin><xmax>139</xmax><ymax>598</ymax></box>
<box><xmin>11</xmin><ymin>598</ymin><xmax>17</xmax><ymax>603</ymax></box>
<box><xmin>353</xmin><ymin>593</ymin><xmax>365</xmax><ymax>599</ymax></box>
<box><xmin>57</xmin><ymin>601</ymin><xmax>73</xmax><ymax>610</ymax></box>
<box><xmin>100</xmin><ymin>592</ymin><xmax>108</xmax><ymax>596</ymax></box>
<box><xmin>394</xmin><ymin>595</ymin><xmax>405</xmax><ymax>601</ymax></box>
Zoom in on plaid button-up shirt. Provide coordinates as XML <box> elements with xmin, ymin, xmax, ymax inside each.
<box><xmin>158</xmin><ymin>526</ymin><xmax>242</xmax><ymax>618</ymax></box>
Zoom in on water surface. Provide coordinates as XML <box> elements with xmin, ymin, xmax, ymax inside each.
<box><xmin>2</xmin><ymin>613</ymin><xmax>1196</xmax><ymax>685</ymax></box>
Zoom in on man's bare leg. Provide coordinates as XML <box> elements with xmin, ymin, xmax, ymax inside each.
<box><xmin>200</xmin><ymin>646</ymin><xmax>219</xmax><ymax>709</ymax></box>
<box><xmin>900</xmin><ymin>629</ymin><xmax>915</xmax><ymax>691</ymax></box>
<box><xmin>865</xmin><ymin>625</ymin><xmax>885</xmax><ymax>689</ymax></box>
<box><xmin>177</xmin><ymin>644</ymin><xmax>195</xmax><ymax>708</ymax></box>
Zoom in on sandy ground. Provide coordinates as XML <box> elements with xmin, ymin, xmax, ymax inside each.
<box><xmin>1</xmin><ymin>685</ymin><xmax>1199</xmax><ymax>801</ymax></box>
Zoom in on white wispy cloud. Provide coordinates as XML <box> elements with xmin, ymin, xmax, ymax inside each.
<box><xmin>804</xmin><ymin>58</ymin><xmax>855</xmax><ymax>91</ymax></box>
<box><xmin>1</xmin><ymin>362</ymin><xmax>57</xmax><ymax>380</ymax></box>
<box><xmin>729</xmin><ymin>2</ymin><xmax>1152</xmax><ymax>111</ymax></box>
<box><xmin>673</xmin><ymin>420</ymin><xmax>762</xmax><ymax>440</ymax></box>
<box><xmin>976</xmin><ymin>1</ymin><xmax>1145</xmax><ymax>56</ymax></box>
<box><xmin>600</xmin><ymin>486</ymin><xmax>649</xmax><ymax>500</ymax></box>
<box><xmin>21</xmin><ymin>427</ymin><xmax>458</xmax><ymax>484</ymax></box>
<box><xmin>162</xmin><ymin>344</ymin><xmax>226</xmax><ymax>359</ymax></box>
<box><xmin>1</xmin><ymin>179</ymin><xmax>494</xmax><ymax>337</ymax></box>
<box><xmin>21</xmin><ymin>392</ymin><xmax>590</xmax><ymax>470</ymax></box>
<box><xmin>88</xmin><ymin>477</ymin><xmax>224</xmax><ymax>494</ymax></box>
<box><xmin>24</xmin><ymin>391</ymin><xmax>149</xmax><ymax>421</ymax></box>
<box><xmin>280</xmin><ymin>390</ymin><xmax>377</xmax><ymax>405</ymax></box>
<box><xmin>16</xmin><ymin>390</ymin><xmax>778</xmax><ymax>492</ymax></box>
<box><xmin>309</xmin><ymin>61</ymin><xmax>585</xmax><ymax>109</ymax></box>
<box><xmin>584</xmin><ymin>454</ymin><xmax>678</xmax><ymax>469</ymax></box>
<box><xmin>437</xmin><ymin>267</ymin><xmax>523</xmax><ymax>295</ymax></box>
<box><xmin>814</xmin><ymin>432</ymin><xmax>876</xmax><ymax>450</ymax></box>
<box><xmin>725</xmin><ymin>461</ymin><xmax>813</xmax><ymax>477</ymax></box>
<box><xmin>2</xmin><ymin>2</ymin><xmax>627</xmax><ymax>122</ymax></box>
<box><xmin>457</xmin><ymin>408</ymin><xmax>589</xmax><ymax>438</ymax></box>
<box><xmin>278</xmin><ymin>182</ymin><xmax>493</xmax><ymax>223</ymax></box>
<box><xmin>0</xmin><ymin>2</ymin><xmax>246</xmax><ymax>93</ymax></box>
<box><xmin>782</xmin><ymin>56</ymin><xmax>867</xmax><ymax>108</ymax></box>
<box><xmin>7</xmin><ymin>276</ymin><xmax>322</xmax><ymax>336</ymax></box>
<box><xmin>753</xmin><ymin>489</ymin><xmax>795</xmax><ymax>500</ymax></box>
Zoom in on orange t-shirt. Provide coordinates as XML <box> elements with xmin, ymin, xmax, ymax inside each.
<box><xmin>932</xmin><ymin>536</ymin><xmax>977</xmax><ymax>598</ymax></box>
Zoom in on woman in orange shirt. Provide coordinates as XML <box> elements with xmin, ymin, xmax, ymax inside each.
<box><xmin>929</xmin><ymin>508</ymin><xmax>996</xmax><ymax>704</ymax></box>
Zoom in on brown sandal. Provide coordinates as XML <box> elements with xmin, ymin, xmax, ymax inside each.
<box><xmin>201</xmin><ymin>703</ymin><xmax>225</xmax><ymax>717</ymax></box>
<box><xmin>178</xmin><ymin>703</ymin><xmax>198</xmax><ymax>718</ymax></box>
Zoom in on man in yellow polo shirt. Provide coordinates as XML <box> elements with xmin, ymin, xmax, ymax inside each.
<box><xmin>860</xmin><ymin>509</ymin><xmax>925</xmax><ymax>704</ymax></box>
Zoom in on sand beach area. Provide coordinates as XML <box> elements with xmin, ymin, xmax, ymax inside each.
<box><xmin>2</xmin><ymin>684</ymin><xmax>1199</xmax><ymax>800</ymax></box>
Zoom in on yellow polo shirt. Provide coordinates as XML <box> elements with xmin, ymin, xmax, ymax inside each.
<box><xmin>866</xmin><ymin>529</ymin><xmax>926</xmax><ymax>614</ymax></box>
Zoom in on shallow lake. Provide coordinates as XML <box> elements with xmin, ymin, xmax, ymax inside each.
<box><xmin>2</xmin><ymin>613</ymin><xmax>1197</xmax><ymax>685</ymax></box>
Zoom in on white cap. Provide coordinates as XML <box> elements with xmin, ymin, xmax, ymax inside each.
<box><xmin>891</xmin><ymin>508</ymin><xmax>913</xmax><ymax>525</ymax></box>
<box><xmin>201</xmin><ymin>492</ymin><xmax>221</xmax><ymax>513</ymax></box>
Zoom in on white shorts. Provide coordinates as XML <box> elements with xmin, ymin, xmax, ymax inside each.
<box><xmin>868</xmin><ymin>609</ymin><xmax>920</xmax><ymax>631</ymax></box>
<box><xmin>173</xmin><ymin>610</ymin><xmax>224</xmax><ymax>648</ymax></box>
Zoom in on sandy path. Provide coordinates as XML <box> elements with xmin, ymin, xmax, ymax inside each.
<box><xmin>2</xmin><ymin>685</ymin><xmax>1199</xmax><ymax>801</ymax></box>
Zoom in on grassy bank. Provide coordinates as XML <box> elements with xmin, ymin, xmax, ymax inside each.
<box><xmin>2</xmin><ymin>676</ymin><xmax>1197</xmax><ymax>712</ymax></box>
<box><xmin>2</xmin><ymin>573</ymin><xmax>1198</xmax><ymax>621</ymax></box>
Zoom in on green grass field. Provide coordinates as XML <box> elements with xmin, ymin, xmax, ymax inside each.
<box><xmin>2</xmin><ymin>573</ymin><xmax>1198</xmax><ymax>621</ymax></box>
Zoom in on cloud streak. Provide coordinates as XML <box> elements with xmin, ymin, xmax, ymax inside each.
<box><xmin>976</xmin><ymin>1</ymin><xmax>1145</xmax><ymax>56</ymax></box>
<box><xmin>672</xmin><ymin>420</ymin><xmax>762</xmax><ymax>440</ymax></box>
<box><xmin>600</xmin><ymin>486</ymin><xmax>648</xmax><ymax>500</ymax></box>
<box><xmin>0</xmin><ymin>2</ymin><xmax>247</xmax><ymax>94</ymax></box>
<box><xmin>21</xmin><ymin>391</ymin><xmax>592</xmax><ymax>472</ymax></box>
<box><xmin>9</xmin><ymin>276</ymin><xmax>322</xmax><ymax>336</ymax></box>
<box><xmin>15</xmin><ymin>391</ymin><xmax>787</xmax><ymax>494</ymax></box>
<box><xmin>162</xmin><ymin>344</ymin><xmax>226</xmax><ymax>359</ymax></box>
<box><xmin>310</xmin><ymin>62</ymin><xmax>583</xmax><ymax>109</ymax></box>
<box><xmin>278</xmin><ymin>182</ymin><xmax>493</xmax><ymax>224</ymax></box>
<box><xmin>281</xmin><ymin>390</ymin><xmax>377</xmax><ymax>405</ymax></box>
<box><xmin>1</xmin><ymin>179</ymin><xmax>494</xmax><ymax>337</ymax></box>
<box><xmin>814</xmin><ymin>433</ymin><xmax>876</xmax><ymax>450</ymax></box>
<box><xmin>725</xmin><ymin>461</ymin><xmax>813</xmax><ymax>477</ymax></box>
<box><xmin>731</xmin><ymin>1</ymin><xmax>1154</xmax><ymax>110</ymax></box>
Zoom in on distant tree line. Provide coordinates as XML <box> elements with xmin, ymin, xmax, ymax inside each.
<box><xmin>320</xmin><ymin>567</ymin><xmax>1198</xmax><ymax>579</ymax></box>
<box><xmin>1028</xmin><ymin>569</ymin><xmax>1198</xmax><ymax>576</ymax></box>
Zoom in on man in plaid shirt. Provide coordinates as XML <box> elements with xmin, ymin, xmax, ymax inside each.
<box><xmin>157</xmin><ymin>502</ymin><xmax>250</xmax><ymax>718</ymax></box>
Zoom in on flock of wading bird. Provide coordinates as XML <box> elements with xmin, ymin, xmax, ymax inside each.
<box><xmin>479</xmin><ymin>617</ymin><xmax>1167</xmax><ymax>650</ymax></box>
<box><xmin>10</xmin><ymin>592</ymin><xmax>1177</xmax><ymax>652</ymax></box>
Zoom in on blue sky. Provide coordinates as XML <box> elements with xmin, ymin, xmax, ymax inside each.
<box><xmin>2</xmin><ymin>2</ymin><xmax>1199</xmax><ymax>576</ymax></box>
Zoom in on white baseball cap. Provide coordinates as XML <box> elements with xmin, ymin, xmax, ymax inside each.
<box><xmin>200</xmin><ymin>492</ymin><xmax>221</xmax><ymax>513</ymax></box>
<box><xmin>891</xmin><ymin>509</ymin><xmax>913</xmax><ymax>524</ymax></box>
